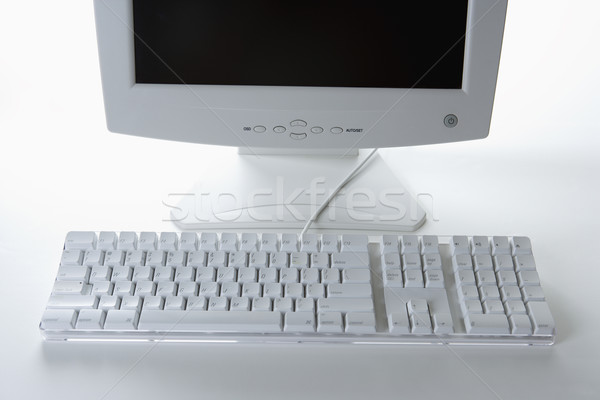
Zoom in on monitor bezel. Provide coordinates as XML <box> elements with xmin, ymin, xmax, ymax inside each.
<box><xmin>94</xmin><ymin>0</ymin><xmax>507</xmax><ymax>150</ymax></box>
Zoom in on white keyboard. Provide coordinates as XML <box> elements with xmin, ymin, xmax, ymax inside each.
<box><xmin>40</xmin><ymin>232</ymin><xmax>556</xmax><ymax>345</ymax></box>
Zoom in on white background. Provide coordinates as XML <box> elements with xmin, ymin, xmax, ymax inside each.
<box><xmin>1</xmin><ymin>1</ymin><xmax>599</xmax><ymax>399</ymax></box>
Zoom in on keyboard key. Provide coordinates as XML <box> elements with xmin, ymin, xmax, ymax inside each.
<box><xmin>121</xmin><ymin>296</ymin><xmax>142</xmax><ymax>312</ymax></box>
<box><xmin>407</xmin><ymin>299</ymin><xmax>429</xmax><ymax>314</ymax></box>
<box><xmin>512</xmin><ymin>237</ymin><xmax>532</xmax><ymax>255</ymax></box>
<box><xmin>461</xmin><ymin>300</ymin><xmax>483</xmax><ymax>315</ymax></box>
<box><xmin>388</xmin><ymin>311</ymin><xmax>410</xmax><ymax>334</ymax></box>
<box><xmin>421</xmin><ymin>235</ymin><xmax>439</xmax><ymax>254</ymax></box>
<box><xmin>403</xmin><ymin>270</ymin><xmax>424</xmax><ymax>288</ymax></box>
<box><xmin>491</xmin><ymin>236</ymin><xmax>510</xmax><ymax>255</ymax></box>
<box><xmin>423</xmin><ymin>254</ymin><xmax>442</xmax><ymax>270</ymax></box>
<box><xmin>104</xmin><ymin>250</ymin><xmax>125</xmax><ymax>267</ymax></box>
<box><xmin>164</xmin><ymin>296</ymin><xmax>185</xmax><ymax>310</ymax></box>
<box><xmin>274</xmin><ymin>298</ymin><xmax>293</xmax><ymax>312</ymax></box>
<box><xmin>104</xmin><ymin>310</ymin><xmax>139</xmax><ymax>330</ymax></box>
<box><xmin>494</xmin><ymin>255</ymin><xmax>514</xmax><ymax>272</ymax></box>
<box><xmin>200</xmin><ymin>233</ymin><xmax>218</xmax><ymax>251</ymax></box>
<box><xmin>509</xmin><ymin>314</ymin><xmax>532</xmax><ymax>334</ymax></box>
<box><xmin>219</xmin><ymin>233</ymin><xmax>238</xmax><ymax>252</ymax></box>
<box><xmin>317</xmin><ymin>312</ymin><xmax>343</xmax><ymax>333</ymax></box>
<box><xmin>465</xmin><ymin>314</ymin><xmax>509</xmax><ymax>335</ymax></box>
<box><xmin>310</xmin><ymin>253</ymin><xmax>329</xmax><ymax>269</ymax></box>
<box><xmin>518</xmin><ymin>271</ymin><xmax>540</xmax><ymax>287</ymax></box>
<box><xmin>471</xmin><ymin>236</ymin><xmax>490</xmax><ymax>255</ymax></box>
<box><xmin>381</xmin><ymin>235</ymin><xmax>399</xmax><ymax>254</ymax></box>
<box><xmin>83</xmin><ymin>250</ymin><xmax>105</xmax><ymax>267</ymax></box>
<box><xmin>450</xmin><ymin>236</ymin><xmax>469</xmax><ymax>255</ymax></box>
<box><xmin>342</xmin><ymin>269</ymin><xmax>371</xmax><ymax>283</ymax></box>
<box><xmin>249</xmin><ymin>251</ymin><xmax>268</xmax><ymax>268</ymax></box>
<box><xmin>290</xmin><ymin>252</ymin><xmax>309</xmax><ymax>268</ymax></box>
<box><xmin>321</xmin><ymin>234</ymin><xmax>339</xmax><ymax>253</ymax></box>
<box><xmin>97</xmin><ymin>232</ymin><xmax>117</xmax><ymax>250</ymax></box>
<box><xmin>60</xmin><ymin>250</ymin><xmax>83</xmax><ymax>266</ymax></box>
<box><xmin>270</xmin><ymin>252</ymin><xmax>288</xmax><ymax>269</ymax></box>
<box><xmin>138</xmin><ymin>232</ymin><xmax>157</xmax><ymax>250</ymax></box>
<box><xmin>64</xmin><ymin>232</ymin><xmax>96</xmax><ymax>250</ymax></box>
<box><xmin>41</xmin><ymin>309</ymin><xmax>77</xmax><ymax>330</ymax></box>
<box><xmin>515</xmin><ymin>254</ymin><xmax>536</xmax><ymax>271</ymax></box>
<box><xmin>384</xmin><ymin>268</ymin><xmax>403</xmax><ymax>287</ymax></box>
<box><xmin>196</xmin><ymin>266</ymin><xmax>216</xmax><ymax>282</ymax></box>
<box><xmin>187</xmin><ymin>251</ymin><xmax>207</xmax><ymax>267</ymax></box>
<box><xmin>301</xmin><ymin>268</ymin><xmax>320</xmax><ymax>284</ymax></box>
<box><xmin>143</xmin><ymin>296</ymin><xmax>164</xmax><ymax>310</ymax></box>
<box><xmin>346</xmin><ymin>312</ymin><xmax>376</xmax><ymax>333</ymax></box>
<box><xmin>252</xmin><ymin>297</ymin><xmax>272</xmax><ymax>311</ymax></box>
<box><xmin>400</xmin><ymin>235</ymin><xmax>419</xmax><ymax>254</ymax></box>
<box><xmin>331</xmin><ymin>252</ymin><xmax>369</xmax><ymax>269</ymax></box>
<box><xmin>327</xmin><ymin>283</ymin><xmax>372</xmax><ymax>298</ymax></box>
<box><xmin>281</xmin><ymin>234</ymin><xmax>299</xmax><ymax>252</ymax></box>
<box><xmin>317</xmin><ymin>298</ymin><xmax>374</xmax><ymax>313</ymax></box>
<box><xmin>295</xmin><ymin>298</ymin><xmax>315</xmax><ymax>312</ymax></box>
<box><xmin>158</xmin><ymin>232</ymin><xmax>178</xmax><ymax>250</ymax></box>
<box><xmin>56</xmin><ymin>266</ymin><xmax>90</xmax><ymax>282</ymax></box>
<box><xmin>230</xmin><ymin>296</ymin><xmax>251</xmax><ymax>311</ymax></box>
<box><xmin>410</xmin><ymin>313</ymin><xmax>432</xmax><ymax>333</ymax></box>
<box><xmin>284</xmin><ymin>312</ymin><xmax>315</xmax><ymax>332</ymax></box>
<box><xmin>237</xmin><ymin>267</ymin><xmax>257</xmax><ymax>283</ymax></box>
<box><xmin>424</xmin><ymin>270</ymin><xmax>444</xmax><ymax>288</ymax></box>
<box><xmin>522</xmin><ymin>286</ymin><xmax>545</xmax><ymax>302</ymax></box>
<box><xmin>433</xmin><ymin>313</ymin><xmax>454</xmax><ymax>334</ymax></box>
<box><xmin>52</xmin><ymin>281</ymin><xmax>91</xmax><ymax>295</ymax></box>
<box><xmin>240</xmin><ymin>233</ymin><xmax>258</xmax><ymax>252</ymax></box>
<box><xmin>98</xmin><ymin>295</ymin><xmax>121</xmax><ymax>310</ymax></box>
<box><xmin>47</xmin><ymin>295</ymin><xmax>98</xmax><ymax>310</ymax></box>
<box><xmin>504</xmin><ymin>300</ymin><xmax>527</xmax><ymax>315</ymax></box>
<box><xmin>259</xmin><ymin>233</ymin><xmax>278</xmax><ymax>253</ymax></box>
<box><xmin>179</xmin><ymin>232</ymin><xmax>198</xmax><ymax>251</ymax></box>
<box><xmin>341</xmin><ymin>235</ymin><xmax>368</xmax><ymax>253</ymax></box>
<box><xmin>456</xmin><ymin>270</ymin><xmax>475</xmax><ymax>286</ymax></box>
<box><xmin>76</xmin><ymin>309</ymin><xmax>106</xmax><ymax>329</ymax></box>
<box><xmin>382</xmin><ymin>253</ymin><xmax>401</xmax><ymax>269</ymax></box>
<box><xmin>208</xmin><ymin>296</ymin><xmax>228</xmax><ymax>311</ymax></box>
<box><xmin>300</xmin><ymin>234</ymin><xmax>319</xmax><ymax>253</ymax></box>
<box><xmin>452</xmin><ymin>254</ymin><xmax>473</xmax><ymax>271</ymax></box>
<box><xmin>402</xmin><ymin>253</ymin><xmax>421</xmax><ymax>270</ymax></box>
<box><xmin>138</xmin><ymin>310</ymin><xmax>282</xmax><ymax>332</ymax></box>
<box><xmin>322</xmin><ymin>268</ymin><xmax>340</xmax><ymax>284</ymax></box>
<box><xmin>117</xmin><ymin>232</ymin><xmax>137</xmax><ymax>250</ymax></box>
<box><xmin>526</xmin><ymin>302</ymin><xmax>555</xmax><ymax>335</ymax></box>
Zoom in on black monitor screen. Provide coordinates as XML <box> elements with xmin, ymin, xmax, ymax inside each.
<box><xmin>133</xmin><ymin>1</ymin><xmax>469</xmax><ymax>89</ymax></box>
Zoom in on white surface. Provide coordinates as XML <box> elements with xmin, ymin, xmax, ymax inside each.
<box><xmin>95</xmin><ymin>0</ymin><xmax>505</xmax><ymax>149</ymax></box>
<box><xmin>0</xmin><ymin>1</ymin><xmax>599</xmax><ymax>399</ymax></box>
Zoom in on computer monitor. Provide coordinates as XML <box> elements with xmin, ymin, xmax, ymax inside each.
<box><xmin>93</xmin><ymin>0</ymin><xmax>507</xmax><ymax>231</ymax></box>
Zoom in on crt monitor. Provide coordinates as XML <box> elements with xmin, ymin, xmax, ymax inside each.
<box><xmin>92</xmin><ymin>0</ymin><xmax>508</xmax><ymax>231</ymax></box>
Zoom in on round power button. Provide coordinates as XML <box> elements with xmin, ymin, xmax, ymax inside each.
<box><xmin>444</xmin><ymin>114</ymin><xmax>458</xmax><ymax>128</ymax></box>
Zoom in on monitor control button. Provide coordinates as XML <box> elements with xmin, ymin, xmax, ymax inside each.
<box><xmin>253</xmin><ymin>125</ymin><xmax>267</xmax><ymax>133</ymax></box>
<box><xmin>290</xmin><ymin>120</ymin><xmax>307</xmax><ymax>127</ymax></box>
<box><xmin>444</xmin><ymin>114</ymin><xmax>458</xmax><ymax>128</ymax></box>
<box><xmin>311</xmin><ymin>126</ymin><xmax>324</xmax><ymax>134</ymax></box>
<box><xmin>330</xmin><ymin>127</ymin><xmax>343</xmax><ymax>134</ymax></box>
<box><xmin>273</xmin><ymin>126</ymin><xmax>286</xmax><ymax>134</ymax></box>
<box><xmin>290</xmin><ymin>133</ymin><xmax>307</xmax><ymax>140</ymax></box>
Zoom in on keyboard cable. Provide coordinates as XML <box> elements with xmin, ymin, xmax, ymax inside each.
<box><xmin>300</xmin><ymin>148</ymin><xmax>379</xmax><ymax>237</ymax></box>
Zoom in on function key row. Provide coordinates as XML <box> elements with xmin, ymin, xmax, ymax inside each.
<box><xmin>450</xmin><ymin>236</ymin><xmax>532</xmax><ymax>256</ymax></box>
<box><xmin>64</xmin><ymin>232</ymin><xmax>369</xmax><ymax>253</ymax></box>
<box><xmin>60</xmin><ymin>250</ymin><xmax>370</xmax><ymax>270</ymax></box>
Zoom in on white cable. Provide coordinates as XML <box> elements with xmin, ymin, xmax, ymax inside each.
<box><xmin>300</xmin><ymin>148</ymin><xmax>379</xmax><ymax>237</ymax></box>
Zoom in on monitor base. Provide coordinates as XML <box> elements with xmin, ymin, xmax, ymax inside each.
<box><xmin>168</xmin><ymin>151</ymin><xmax>426</xmax><ymax>232</ymax></box>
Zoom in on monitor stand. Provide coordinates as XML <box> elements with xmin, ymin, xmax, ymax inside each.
<box><xmin>168</xmin><ymin>150</ymin><xmax>426</xmax><ymax>232</ymax></box>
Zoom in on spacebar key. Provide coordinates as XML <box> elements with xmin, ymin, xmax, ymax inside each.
<box><xmin>138</xmin><ymin>311</ymin><xmax>283</xmax><ymax>333</ymax></box>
